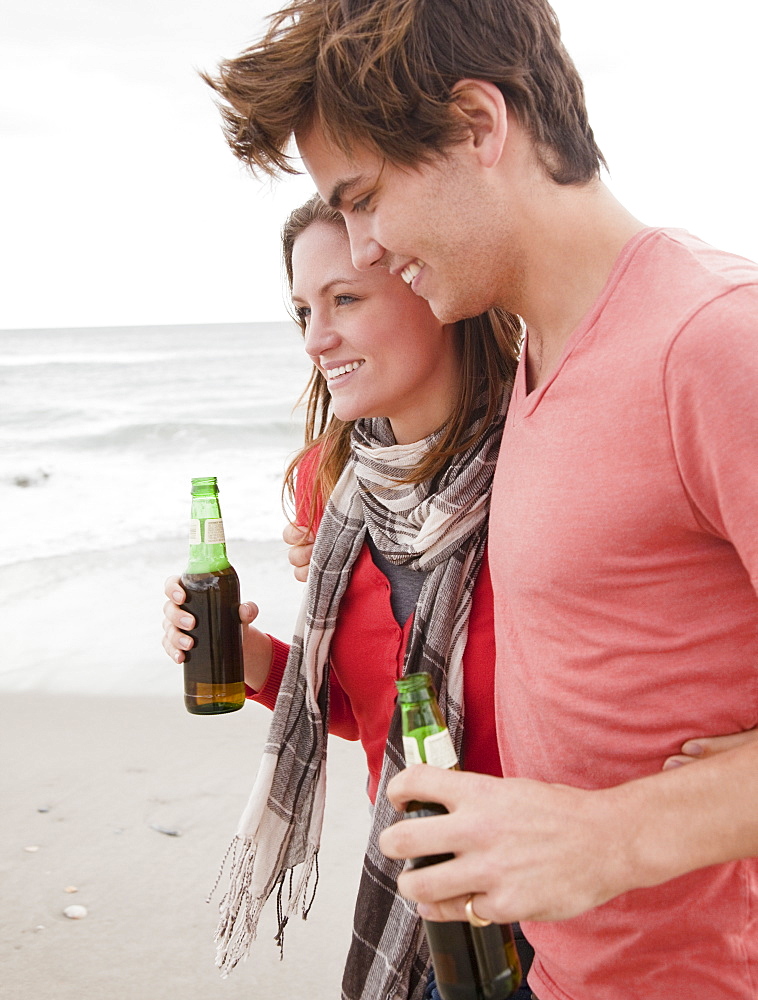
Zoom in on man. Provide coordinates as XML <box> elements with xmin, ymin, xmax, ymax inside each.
<box><xmin>204</xmin><ymin>1</ymin><xmax>758</xmax><ymax>997</ymax></box>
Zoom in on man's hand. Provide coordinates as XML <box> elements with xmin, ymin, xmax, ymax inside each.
<box><xmin>379</xmin><ymin>765</ymin><xmax>630</xmax><ymax>925</ymax></box>
<box><xmin>283</xmin><ymin>522</ymin><xmax>315</xmax><ymax>583</ymax></box>
<box><xmin>381</xmin><ymin>740</ymin><xmax>758</xmax><ymax>926</ymax></box>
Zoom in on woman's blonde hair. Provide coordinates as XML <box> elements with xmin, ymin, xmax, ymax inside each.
<box><xmin>281</xmin><ymin>194</ymin><xmax>522</xmax><ymax>528</ymax></box>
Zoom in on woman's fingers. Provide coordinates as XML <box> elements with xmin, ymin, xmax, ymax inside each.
<box><xmin>164</xmin><ymin>575</ymin><xmax>186</xmax><ymax>603</ymax></box>
<box><xmin>161</xmin><ymin>579</ymin><xmax>194</xmax><ymax>663</ymax></box>
<box><xmin>662</xmin><ymin>729</ymin><xmax>758</xmax><ymax>770</ymax></box>
<box><xmin>162</xmin><ymin>621</ymin><xmax>192</xmax><ymax>663</ymax></box>
<box><xmin>239</xmin><ymin>601</ymin><xmax>260</xmax><ymax>624</ymax></box>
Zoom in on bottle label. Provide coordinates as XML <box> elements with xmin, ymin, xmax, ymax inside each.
<box><xmin>423</xmin><ymin>729</ymin><xmax>458</xmax><ymax>769</ymax></box>
<box><xmin>189</xmin><ymin>518</ymin><xmax>225</xmax><ymax>544</ymax></box>
<box><xmin>402</xmin><ymin>729</ymin><xmax>457</xmax><ymax>769</ymax></box>
<box><xmin>204</xmin><ymin>519</ymin><xmax>225</xmax><ymax>544</ymax></box>
<box><xmin>402</xmin><ymin>736</ymin><xmax>423</xmax><ymax>766</ymax></box>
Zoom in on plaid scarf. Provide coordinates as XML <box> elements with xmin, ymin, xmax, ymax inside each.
<box><xmin>213</xmin><ymin>389</ymin><xmax>507</xmax><ymax>1000</ymax></box>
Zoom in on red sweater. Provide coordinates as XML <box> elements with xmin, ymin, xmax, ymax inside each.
<box><xmin>249</xmin><ymin>449</ymin><xmax>501</xmax><ymax>803</ymax></box>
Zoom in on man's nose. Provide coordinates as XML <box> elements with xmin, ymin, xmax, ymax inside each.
<box><xmin>345</xmin><ymin>218</ymin><xmax>386</xmax><ymax>271</ymax></box>
<box><xmin>351</xmin><ymin>235</ymin><xmax>385</xmax><ymax>270</ymax></box>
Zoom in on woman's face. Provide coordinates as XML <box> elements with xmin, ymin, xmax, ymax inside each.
<box><xmin>291</xmin><ymin>221</ymin><xmax>460</xmax><ymax>444</ymax></box>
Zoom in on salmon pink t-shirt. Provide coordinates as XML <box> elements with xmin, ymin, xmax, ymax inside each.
<box><xmin>490</xmin><ymin>228</ymin><xmax>758</xmax><ymax>999</ymax></box>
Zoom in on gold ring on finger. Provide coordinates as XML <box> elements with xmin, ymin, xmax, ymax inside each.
<box><xmin>464</xmin><ymin>893</ymin><xmax>492</xmax><ymax>928</ymax></box>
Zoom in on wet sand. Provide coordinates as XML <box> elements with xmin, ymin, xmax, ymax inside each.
<box><xmin>1</xmin><ymin>692</ymin><xmax>368</xmax><ymax>1000</ymax></box>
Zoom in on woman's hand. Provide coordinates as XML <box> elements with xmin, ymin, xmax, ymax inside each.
<box><xmin>161</xmin><ymin>576</ymin><xmax>273</xmax><ymax>691</ymax></box>
<box><xmin>283</xmin><ymin>522</ymin><xmax>315</xmax><ymax>582</ymax></box>
<box><xmin>662</xmin><ymin>728</ymin><xmax>758</xmax><ymax>770</ymax></box>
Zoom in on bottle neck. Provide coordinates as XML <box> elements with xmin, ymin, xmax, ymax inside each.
<box><xmin>186</xmin><ymin>495</ymin><xmax>231</xmax><ymax>574</ymax></box>
<box><xmin>396</xmin><ymin>672</ymin><xmax>433</xmax><ymax>702</ymax></box>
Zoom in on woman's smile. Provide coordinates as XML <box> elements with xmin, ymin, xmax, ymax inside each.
<box><xmin>324</xmin><ymin>359</ymin><xmax>365</xmax><ymax>381</ymax></box>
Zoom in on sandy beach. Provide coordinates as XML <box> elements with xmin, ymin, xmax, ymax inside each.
<box><xmin>2</xmin><ymin>691</ymin><xmax>369</xmax><ymax>1000</ymax></box>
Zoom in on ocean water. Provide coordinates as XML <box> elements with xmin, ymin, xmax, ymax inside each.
<box><xmin>0</xmin><ymin>322</ymin><xmax>312</xmax><ymax>559</ymax></box>
<box><xmin>0</xmin><ymin>323</ymin><xmax>312</xmax><ymax>695</ymax></box>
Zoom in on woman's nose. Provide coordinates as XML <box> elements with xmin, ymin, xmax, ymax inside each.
<box><xmin>303</xmin><ymin>311</ymin><xmax>340</xmax><ymax>360</ymax></box>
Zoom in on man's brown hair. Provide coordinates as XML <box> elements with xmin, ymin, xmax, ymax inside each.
<box><xmin>204</xmin><ymin>0</ymin><xmax>606</xmax><ymax>184</ymax></box>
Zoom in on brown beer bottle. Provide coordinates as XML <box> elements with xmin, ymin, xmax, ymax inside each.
<box><xmin>395</xmin><ymin>672</ymin><xmax>521</xmax><ymax>1000</ymax></box>
<box><xmin>179</xmin><ymin>477</ymin><xmax>245</xmax><ymax>715</ymax></box>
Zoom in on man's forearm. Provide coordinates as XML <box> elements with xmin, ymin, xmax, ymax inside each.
<box><xmin>608</xmin><ymin>739</ymin><xmax>758</xmax><ymax>894</ymax></box>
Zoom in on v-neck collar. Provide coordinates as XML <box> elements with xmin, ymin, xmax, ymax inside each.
<box><xmin>512</xmin><ymin>226</ymin><xmax>662</xmax><ymax>416</ymax></box>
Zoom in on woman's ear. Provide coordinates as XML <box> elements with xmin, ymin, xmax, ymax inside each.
<box><xmin>450</xmin><ymin>79</ymin><xmax>508</xmax><ymax>168</ymax></box>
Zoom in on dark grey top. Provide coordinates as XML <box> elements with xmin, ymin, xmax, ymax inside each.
<box><xmin>365</xmin><ymin>533</ymin><xmax>429</xmax><ymax>626</ymax></box>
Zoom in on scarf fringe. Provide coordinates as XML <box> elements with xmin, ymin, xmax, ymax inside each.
<box><xmin>213</xmin><ymin>836</ymin><xmax>263</xmax><ymax>977</ymax></box>
<box><xmin>287</xmin><ymin>846</ymin><xmax>320</xmax><ymax>922</ymax></box>
<box><xmin>212</xmin><ymin>835</ymin><xmax>321</xmax><ymax>978</ymax></box>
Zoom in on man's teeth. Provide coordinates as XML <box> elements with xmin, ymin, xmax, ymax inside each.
<box><xmin>326</xmin><ymin>360</ymin><xmax>365</xmax><ymax>380</ymax></box>
<box><xmin>401</xmin><ymin>260</ymin><xmax>424</xmax><ymax>284</ymax></box>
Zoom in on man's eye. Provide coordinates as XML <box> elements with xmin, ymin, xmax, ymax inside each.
<box><xmin>352</xmin><ymin>194</ymin><xmax>372</xmax><ymax>212</ymax></box>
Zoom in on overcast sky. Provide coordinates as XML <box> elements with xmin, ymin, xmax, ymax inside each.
<box><xmin>2</xmin><ymin>0</ymin><xmax>756</xmax><ymax>330</ymax></box>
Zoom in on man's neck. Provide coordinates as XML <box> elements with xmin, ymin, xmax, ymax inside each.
<box><xmin>508</xmin><ymin>178</ymin><xmax>645</xmax><ymax>393</ymax></box>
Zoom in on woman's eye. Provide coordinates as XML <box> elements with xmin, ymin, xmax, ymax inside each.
<box><xmin>295</xmin><ymin>306</ymin><xmax>311</xmax><ymax>322</ymax></box>
<box><xmin>335</xmin><ymin>295</ymin><xmax>357</xmax><ymax>306</ymax></box>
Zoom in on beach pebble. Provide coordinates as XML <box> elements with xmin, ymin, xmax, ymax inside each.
<box><xmin>150</xmin><ymin>823</ymin><xmax>181</xmax><ymax>837</ymax></box>
<box><xmin>64</xmin><ymin>886</ymin><xmax>79</xmax><ymax>894</ymax></box>
<box><xmin>63</xmin><ymin>905</ymin><xmax>88</xmax><ymax>920</ymax></box>
<box><xmin>13</xmin><ymin>468</ymin><xmax>50</xmax><ymax>488</ymax></box>
<box><xmin>24</xmin><ymin>845</ymin><xmax>40</xmax><ymax>853</ymax></box>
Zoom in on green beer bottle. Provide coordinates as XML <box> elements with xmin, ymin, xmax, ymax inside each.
<box><xmin>179</xmin><ymin>477</ymin><xmax>245</xmax><ymax>715</ymax></box>
<box><xmin>395</xmin><ymin>672</ymin><xmax>521</xmax><ymax>1000</ymax></box>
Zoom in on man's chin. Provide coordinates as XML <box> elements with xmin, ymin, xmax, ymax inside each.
<box><xmin>428</xmin><ymin>297</ymin><xmax>480</xmax><ymax>326</ymax></box>
<box><xmin>417</xmin><ymin>292</ymin><xmax>458</xmax><ymax>324</ymax></box>
<box><xmin>409</xmin><ymin>280</ymin><xmax>489</xmax><ymax>325</ymax></box>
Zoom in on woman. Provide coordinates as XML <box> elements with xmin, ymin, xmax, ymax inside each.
<box><xmin>163</xmin><ymin>193</ymin><xmax>524</xmax><ymax>1000</ymax></box>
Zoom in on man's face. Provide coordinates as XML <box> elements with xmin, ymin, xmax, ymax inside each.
<box><xmin>296</xmin><ymin>123</ymin><xmax>510</xmax><ymax>324</ymax></box>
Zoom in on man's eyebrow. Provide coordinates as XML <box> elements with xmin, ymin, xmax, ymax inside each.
<box><xmin>328</xmin><ymin>176</ymin><xmax>367</xmax><ymax>209</ymax></box>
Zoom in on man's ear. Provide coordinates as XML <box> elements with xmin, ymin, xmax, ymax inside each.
<box><xmin>450</xmin><ymin>79</ymin><xmax>507</xmax><ymax>168</ymax></box>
